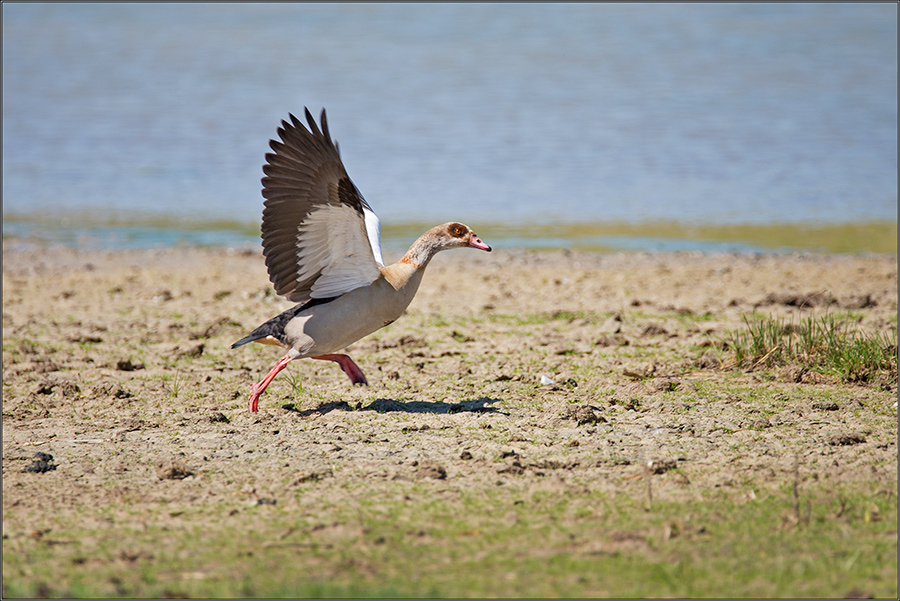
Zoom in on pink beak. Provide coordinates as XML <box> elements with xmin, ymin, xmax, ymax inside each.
<box><xmin>468</xmin><ymin>233</ymin><xmax>491</xmax><ymax>252</ymax></box>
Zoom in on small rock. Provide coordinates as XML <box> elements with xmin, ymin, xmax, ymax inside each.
<box><xmin>828</xmin><ymin>432</ymin><xmax>866</xmax><ymax>446</ymax></box>
<box><xmin>35</xmin><ymin>377</ymin><xmax>79</xmax><ymax>397</ymax></box>
<box><xmin>647</xmin><ymin>458</ymin><xmax>678</xmax><ymax>474</ymax></box>
<box><xmin>414</xmin><ymin>462</ymin><xmax>447</xmax><ymax>480</ymax></box>
<box><xmin>23</xmin><ymin>452</ymin><xmax>57</xmax><ymax>474</ymax></box>
<box><xmin>460</xmin><ymin>450</ymin><xmax>473</xmax><ymax>460</ymax></box>
<box><xmin>35</xmin><ymin>381</ymin><xmax>55</xmax><ymax>395</ymax></box>
<box><xmin>24</xmin><ymin>460</ymin><xmax>56</xmax><ymax>474</ymax></box>
<box><xmin>624</xmin><ymin>365</ymin><xmax>656</xmax><ymax>380</ymax></box>
<box><xmin>647</xmin><ymin>377</ymin><xmax>680</xmax><ymax>392</ymax></box>
<box><xmin>642</xmin><ymin>324</ymin><xmax>669</xmax><ymax>336</ymax></box>
<box><xmin>116</xmin><ymin>359</ymin><xmax>145</xmax><ymax>371</ymax></box>
<box><xmin>156</xmin><ymin>460</ymin><xmax>193</xmax><ymax>480</ymax></box>
<box><xmin>812</xmin><ymin>400</ymin><xmax>839</xmax><ymax>411</ymax></box>
<box><xmin>497</xmin><ymin>460</ymin><xmax>526</xmax><ymax>476</ymax></box>
<box><xmin>91</xmin><ymin>382</ymin><xmax>132</xmax><ymax>399</ymax></box>
<box><xmin>563</xmin><ymin>405</ymin><xmax>605</xmax><ymax>425</ymax></box>
<box><xmin>209</xmin><ymin>412</ymin><xmax>230</xmax><ymax>424</ymax></box>
<box><xmin>69</xmin><ymin>335</ymin><xmax>103</xmax><ymax>344</ymax></box>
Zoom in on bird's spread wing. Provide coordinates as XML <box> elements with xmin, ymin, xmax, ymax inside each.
<box><xmin>261</xmin><ymin>108</ymin><xmax>385</xmax><ymax>303</ymax></box>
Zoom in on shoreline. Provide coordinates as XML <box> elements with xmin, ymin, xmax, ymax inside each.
<box><xmin>3</xmin><ymin>217</ymin><xmax>897</xmax><ymax>254</ymax></box>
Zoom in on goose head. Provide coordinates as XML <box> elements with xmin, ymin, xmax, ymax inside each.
<box><xmin>402</xmin><ymin>222</ymin><xmax>491</xmax><ymax>268</ymax></box>
<box><xmin>435</xmin><ymin>222</ymin><xmax>492</xmax><ymax>252</ymax></box>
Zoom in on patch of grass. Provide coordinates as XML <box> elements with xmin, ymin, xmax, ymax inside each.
<box><xmin>423</xmin><ymin>315</ymin><xmax>450</xmax><ymax>328</ymax></box>
<box><xmin>283</xmin><ymin>369</ymin><xmax>303</xmax><ymax>396</ymax></box>
<box><xmin>675</xmin><ymin>310</ymin><xmax>715</xmax><ymax>324</ymax></box>
<box><xmin>160</xmin><ymin>371</ymin><xmax>184</xmax><ymax>398</ymax></box>
<box><xmin>2</xmin><ymin>484</ymin><xmax>895</xmax><ymax>598</ymax></box>
<box><xmin>728</xmin><ymin>313</ymin><xmax>897</xmax><ymax>383</ymax></box>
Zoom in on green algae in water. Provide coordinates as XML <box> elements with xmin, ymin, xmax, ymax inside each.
<box><xmin>3</xmin><ymin>212</ymin><xmax>896</xmax><ymax>254</ymax></box>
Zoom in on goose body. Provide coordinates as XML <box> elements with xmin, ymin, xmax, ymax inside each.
<box><xmin>233</xmin><ymin>109</ymin><xmax>491</xmax><ymax>412</ymax></box>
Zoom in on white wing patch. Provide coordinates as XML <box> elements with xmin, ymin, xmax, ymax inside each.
<box><xmin>363</xmin><ymin>206</ymin><xmax>385</xmax><ymax>267</ymax></box>
<box><xmin>296</xmin><ymin>204</ymin><xmax>383</xmax><ymax>299</ymax></box>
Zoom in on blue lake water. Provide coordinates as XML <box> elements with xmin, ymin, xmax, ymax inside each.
<box><xmin>2</xmin><ymin>3</ymin><xmax>897</xmax><ymax>249</ymax></box>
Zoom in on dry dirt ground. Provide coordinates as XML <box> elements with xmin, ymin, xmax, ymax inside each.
<box><xmin>2</xmin><ymin>242</ymin><xmax>897</xmax><ymax>597</ymax></box>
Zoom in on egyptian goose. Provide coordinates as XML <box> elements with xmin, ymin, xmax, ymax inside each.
<box><xmin>232</xmin><ymin>108</ymin><xmax>491</xmax><ymax>412</ymax></box>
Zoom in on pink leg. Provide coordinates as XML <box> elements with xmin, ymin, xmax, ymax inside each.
<box><xmin>313</xmin><ymin>354</ymin><xmax>368</xmax><ymax>385</ymax></box>
<box><xmin>248</xmin><ymin>353</ymin><xmax>294</xmax><ymax>413</ymax></box>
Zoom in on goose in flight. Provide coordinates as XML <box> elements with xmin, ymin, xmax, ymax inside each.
<box><xmin>232</xmin><ymin>109</ymin><xmax>491</xmax><ymax>412</ymax></box>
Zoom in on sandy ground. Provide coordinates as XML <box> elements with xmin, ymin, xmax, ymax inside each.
<box><xmin>2</xmin><ymin>242</ymin><xmax>897</xmax><ymax>596</ymax></box>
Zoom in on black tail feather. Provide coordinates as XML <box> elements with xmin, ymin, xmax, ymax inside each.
<box><xmin>231</xmin><ymin>296</ymin><xmax>338</xmax><ymax>349</ymax></box>
<box><xmin>231</xmin><ymin>332</ymin><xmax>272</xmax><ymax>349</ymax></box>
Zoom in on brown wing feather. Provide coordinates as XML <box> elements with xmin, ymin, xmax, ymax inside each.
<box><xmin>260</xmin><ymin>108</ymin><xmax>373</xmax><ymax>303</ymax></box>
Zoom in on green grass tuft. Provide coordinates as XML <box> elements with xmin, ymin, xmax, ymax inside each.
<box><xmin>728</xmin><ymin>313</ymin><xmax>897</xmax><ymax>383</ymax></box>
<box><xmin>283</xmin><ymin>369</ymin><xmax>303</xmax><ymax>396</ymax></box>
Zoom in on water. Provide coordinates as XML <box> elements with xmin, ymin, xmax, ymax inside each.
<box><xmin>2</xmin><ymin>3</ymin><xmax>897</xmax><ymax>249</ymax></box>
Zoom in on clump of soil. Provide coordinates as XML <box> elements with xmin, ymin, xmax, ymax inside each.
<box><xmin>23</xmin><ymin>452</ymin><xmax>57</xmax><ymax>474</ymax></box>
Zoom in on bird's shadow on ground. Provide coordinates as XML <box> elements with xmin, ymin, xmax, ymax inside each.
<box><xmin>281</xmin><ymin>397</ymin><xmax>506</xmax><ymax>416</ymax></box>
<box><xmin>364</xmin><ymin>397</ymin><xmax>506</xmax><ymax>415</ymax></box>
